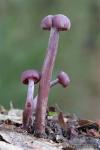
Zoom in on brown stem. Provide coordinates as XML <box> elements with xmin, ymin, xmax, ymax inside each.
<box><xmin>35</xmin><ymin>28</ymin><xmax>59</xmax><ymax>134</ymax></box>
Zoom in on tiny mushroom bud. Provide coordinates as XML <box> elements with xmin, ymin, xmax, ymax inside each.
<box><xmin>50</xmin><ymin>71</ymin><xmax>70</xmax><ymax>87</ymax></box>
<box><xmin>21</xmin><ymin>69</ymin><xmax>41</xmax><ymax>129</ymax></box>
<box><xmin>35</xmin><ymin>14</ymin><xmax>71</xmax><ymax>136</ymax></box>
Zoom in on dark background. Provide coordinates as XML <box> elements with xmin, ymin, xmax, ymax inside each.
<box><xmin>0</xmin><ymin>0</ymin><xmax>100</xmax><ymax>119</ymax></box>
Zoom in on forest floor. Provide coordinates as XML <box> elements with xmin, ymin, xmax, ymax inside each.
<box><xmin>0</xmin><ymin>105</ymin><xmax>100</xmax><ymax>150</ymax></box>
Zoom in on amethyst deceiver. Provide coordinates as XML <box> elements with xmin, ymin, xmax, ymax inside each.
<box><xmin>21</xmin><ymin>69</ymin><xmax>40</xmax><ymax>129</ymax></box>
<box><xmin>50</xmin><ymin>71</ymin><xmax>70</xmax><ymax>87</ymax></box>
<box><xmin>35</xmin><ymin>14</ymin><xmax>71</xmax><ymax>135</ymax></box>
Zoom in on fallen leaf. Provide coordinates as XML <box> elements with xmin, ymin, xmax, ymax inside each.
<box><xmin>58</xmin><ymin>112</ymin><xmax>68</xmax><ymax>129</ymax></box>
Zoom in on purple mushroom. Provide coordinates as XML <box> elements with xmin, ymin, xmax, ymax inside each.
<box><xmin>21</xmin><ymin>69</ymin><xmax>41</xmax><ymax>129</ymax></box>
<box><xmin>35</xmin><ymin>14</ymin><xmax>71</xmax><ymax>136</ymax></box>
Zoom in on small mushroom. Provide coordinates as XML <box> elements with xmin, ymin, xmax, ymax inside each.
<box><xmin>35</xmin><ymin>14</ymin><xmax>71</xmax><ymax>135</ymax></box>
<box><xmin>21</xmin><ymin>69</ymin><xmax>41</xmax><ymax>129</ymax></box>
<box><xmin>50</xmin><ymin>71</ymin><xmax>70</xmax><ymax>87</ymax></box>
<box><xmin>32</xmin><ymin>71</ymin><xmax>70</xmax><ymax>112</ymax></box>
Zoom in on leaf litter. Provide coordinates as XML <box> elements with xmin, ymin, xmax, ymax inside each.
<box><xmin>0</xmin><ymin>105</ymin><xmax>100</xmax><ymax>149</ymax></box>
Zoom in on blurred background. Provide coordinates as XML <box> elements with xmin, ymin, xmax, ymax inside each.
<box><xmin>0</xmin><ymin>0</ymin><xmax>100</xmax><ymax>119</ymax></box>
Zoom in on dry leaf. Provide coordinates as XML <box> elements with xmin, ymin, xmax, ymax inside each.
<box><xmin>78</xmin><ymin>119</ymin><xmax>94</xmax><ymax>126</ymax></box>
<box><xmin>58</xmin><ymin>112</ymin><xmax>68</xmax><ymax>129</ymax></box>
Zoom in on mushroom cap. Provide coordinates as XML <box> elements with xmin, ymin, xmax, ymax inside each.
<box><xmin>41</xmin><ymin>15</ymin><xmax>53</xmax><ymax>30</ymax></box>
<box><xmin>21</xmin><ymin>70</ymin><xmax>41</xmax><ymax>85</ymax></box>
<box><xmin>57</xmin><ymin>71</ymin><xmax>70</xmax><ymax>87</ymax></box>
<box><xmin>41</xmin><ymin>14</ymin><xmax>71</xmax><ymax>31</ymax></box>
<box><xmin>52</xmin><ymin>14</ymin><xmax>71</xmax><ymax>31</ymax></box>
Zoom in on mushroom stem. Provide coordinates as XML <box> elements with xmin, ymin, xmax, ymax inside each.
<box><xmin>33</xmin><ymin>71</ymin><xmax>70</xmax><ymax>112</ymax></box>
<box><xmin>23</xmin><ymin>79</ymin><xmax>34</xmax><ymax>129</ymax></box>
<box><xmin>35</xmin><ymin>27</ymin><xmax>59</xmax><ymax>135</ymax></box>
<box><xmin>50</xmin><ymin>78</ymin><xmax>59</xmax><ymax>87</ymax></box>
<box><xmin>32</xmin><ymin>78</ymin><xmax>58</xmax><ymax>112</ymax></box>
<box><xmin>27</xmin><ymin>79</ymin><xmax>34</xmax><ymax>101</ymax></box>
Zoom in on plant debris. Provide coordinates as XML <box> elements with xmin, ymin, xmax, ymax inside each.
<box><xmin>1</xmin><ymin>106</ymin><xmax>100</xmax><ymax>149</ymax></box>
